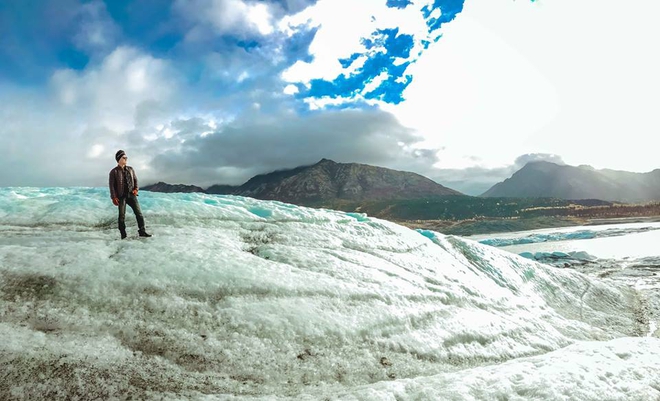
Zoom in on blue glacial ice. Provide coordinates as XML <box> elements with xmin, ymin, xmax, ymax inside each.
<box><xmin>0</xmin><ymin>187</ymin><xmax>659</xmax><ymax>400</ymax></box>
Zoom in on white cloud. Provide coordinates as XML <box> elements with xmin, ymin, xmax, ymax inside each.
<box><xmin>245</xmin><ymin>2</ymin><xmax>274</xmax><ymax>35</ymax></box>
<box><xmin>237</xmin><ymin>71</ymin><xmax>250</xmax><ymax>83</ymax></box>
<box><xmin>50</xmin><ymin>46</ymin><xmax>177</xmax><ymax>133</ymax></box>
<box><xmin>362</xmin><ymin>71</ymin><xmax>389</xmax><ymax>95</ymax></box>
<box><xmin>72</xmin><ymin>0</ymin><xmax>121</xmax><ymax>53</ymax></box>
<box><xmin>88</xmin><ymin>144</ymin><xmax>105</xmax><ymax>159</ymax></box>
<box><xmin>302</xmin><ymin>95</ymin><xmax>383</xmax><ymax>111</ymax></box>
<box><xmin>3</xmin><ymin>0</ymin><xmax>658</xmax><ymax>190</ymax></box>
<box><xmin>392</xmin><ymin>0</ymin><xmax>660</xmax><ymax>173</ymax></box>
<box><xmin>385</xmin><ymin>6</ymin><xmax>561</xmax><ymax>170</ymax></box>
<box><xmin>281</xmin><ymin>0</ymin><xmax>424</xmax><ymax>83</ymax></box>
<box><xmin>0</xmin><ymin>46</ymin><xmax>185</xmax><ymax>186</ymax></box>
<box><xmin>283</xmin><ymin>84</ymin><xmax>299</xmax><ymax>95</ymax></box>
<box><xmin>280</xmin><ymin>0</ymin><xmax>660</xmax><ymax>175</ymax></box>
<box><xmin>176</xmin><ymin>0</ymin><xmax>277</xmax><ymax>37</ymax></box>
<box><xmin>280</xmin><ymin>0</ymin><xmax>445</xmax><ymax>86</ymax></box>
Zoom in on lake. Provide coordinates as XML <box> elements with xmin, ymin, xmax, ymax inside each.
<box><xmin>470</xmin><ymin>222</ymin><xmax>660</xmax><ymax>260</ymax></box>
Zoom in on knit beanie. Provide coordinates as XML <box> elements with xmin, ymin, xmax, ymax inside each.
<box><xmin>115</xmin><ymin>150</ymin><xmax>126</xmax><ymax>162</ymax></box>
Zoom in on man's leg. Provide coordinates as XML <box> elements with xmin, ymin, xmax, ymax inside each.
<box><xmin>126</xmin><ymin>195</ymin><xmax>150</xmax><ymax>236</ymax></box>
<box><xmin>118</xmin><ymin>198</ymin><xmax>127</xmax><ymax>239</ymax></box>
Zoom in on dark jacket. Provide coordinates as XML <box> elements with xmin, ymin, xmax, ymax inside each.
<box><xmin>109</xmin><ymin>165</ymin><xmax>138</xmax><ymax>199</ymax></box>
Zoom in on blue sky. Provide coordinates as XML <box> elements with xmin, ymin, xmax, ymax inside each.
<box><xmin>1</xmin><ymin>0</ymin><xmax>658</xmax><ymax>194</ymax></box>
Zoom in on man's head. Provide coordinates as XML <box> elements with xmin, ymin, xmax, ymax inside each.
<box><xmin>115</xmin><ymin>150</ymin><xmax>128</xmax><ymax>167</ymax></box>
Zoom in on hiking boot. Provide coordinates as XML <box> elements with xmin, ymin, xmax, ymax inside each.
<box><xmin>120</xmin><ymin>230</ymin><xmax>127</xmax><ymax>239</ymax></box>
<box><xmin>138</xmin><ymin>230</ymin><xmax>152</xmax><ymax>238</ymax></box>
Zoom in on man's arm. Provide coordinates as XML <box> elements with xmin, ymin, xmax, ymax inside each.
<box><xmin>132</xmin><ymin>167</ymin><xmax>138</xmax><ymax>190</ymax></box>
<box><xmin>109</xmin><ymin>169</ymin><xmax>117</xmax><ymax>199</ymax></box>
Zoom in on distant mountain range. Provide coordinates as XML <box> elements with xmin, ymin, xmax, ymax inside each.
<box><xmin>143</xmin><ymin>158</ymin><xmax>462</xmax><ymax>204</ymax></box>
<box><xmin>141</xmin><ymin>182</ymin><xmax>205</xmax><ymax>193</ymax></box>
<box><xmin>144</xmin><ymin>159</ymin><xmax>660</xmax><ymax>205</ymax></box>
<box><xmin>142</xmin><ymin>159</ymin><xmax>660</xmax><ymax>225</ymax></box>
<box><xmin>482</xmin><ymin>161</ymin><xmax>660</xmax><ymax>202</ymax></box>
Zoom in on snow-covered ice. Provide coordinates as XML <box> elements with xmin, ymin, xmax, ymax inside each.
<box><xmin>1</xmin><ymin>188</ymin><xmax>659</xmax><ymax>400</ymax></box>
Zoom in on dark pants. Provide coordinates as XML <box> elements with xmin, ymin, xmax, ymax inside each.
<box><xmin>118</xmin><ymin>195</ymin><xmax>145</xmax><ymax>233</ymax></box>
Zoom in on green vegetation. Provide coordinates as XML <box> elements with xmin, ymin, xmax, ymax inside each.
<box><xmin>313</xmin><ymin>196</ymin><xmax>615</xmax><ymax>221</ymax></box>
<box><xmin>402</xmin><ymin>216</ymin><xmax>584</xmax><ymax>236</ymax></box>
<box><xmin>307</xmin><ymin>196</ymin><xmax>660</xmax><ymax>235</ymax></box>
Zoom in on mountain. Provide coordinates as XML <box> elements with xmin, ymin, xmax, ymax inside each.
<box><xmin>206</xmin><ymin>184</ymin><xmax>240</xmax><ymax>194</ymax></box>
<box><xmin>482</xmin><ymin>161</ymin><xmax>660</xmax><ymax>202</ymax></box>
<box><xmin>141</xmin><ymin>182</ymin><xmax>205</xmax><ymax>193</ymax></box>
<box><xmin>230</xmin><ymin>158</ymin><xmax>462</xmax><ymax>204</ymax></box>
<box><xmin>146</xmin><ymin>159</ymin><xmax>462</xmax><ymax>204</ymax></box>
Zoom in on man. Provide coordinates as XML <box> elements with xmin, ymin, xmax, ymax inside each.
<box><xmin>109</xmin><ymin>150</ymin><xmax>152</xmax><ymax>239</ymax></box>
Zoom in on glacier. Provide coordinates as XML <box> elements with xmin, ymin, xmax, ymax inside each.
<box><xmin>1</xmin><ymin>188</ymin><xmax>659</xmax><ymax>400</ymax></box>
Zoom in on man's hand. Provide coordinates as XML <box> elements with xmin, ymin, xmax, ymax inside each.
<box><xmin>132</xmin><ymin>189</ymin><xmax>138</xmax><ymax>196</ymax></box>
<box><xmin>112</xmin><ymin>198</ymin><xmax>119</xmax><ymax>206</ymax></box>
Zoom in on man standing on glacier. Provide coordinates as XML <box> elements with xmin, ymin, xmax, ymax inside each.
<box><xmin>109</xmin><ymin>150</ymin><xmax>152</xmax><ymax>239</ymax></box>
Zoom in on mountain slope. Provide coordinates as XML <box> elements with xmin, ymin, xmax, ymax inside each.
<box><xmin>482</xmin><ymin>161</ymin><xmax>660</xmax><ymax>202</ymax></box>
<box><xmin>146</xmin><ymin>159</ymin><xmax>462</xmax><ymax>203</ymax></box>
<box><xmin>207</xmin><ymin>158</ymin><xmax>462</xmax><ymax>203</ymax></box>
<box><xmin>141</xmin><ymin>182</ymin><xmax>205</xmax><ymax>193</ymax></box>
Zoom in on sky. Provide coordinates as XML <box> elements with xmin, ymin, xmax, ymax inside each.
<box><xmin>1</xmin><ymin>0</ymin><xmax>659</xmax><ymax>195</ymax></box>
<box><xmin>2</xmin><ymin>186</ymin><xmax>660</xmax><ymax>398</ymax></box>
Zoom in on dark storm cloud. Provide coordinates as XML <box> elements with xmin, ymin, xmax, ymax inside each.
<box><xmin>148</xmin><ymin>108</ymin><xmax>439</xmax><ymax>187</ymax></box>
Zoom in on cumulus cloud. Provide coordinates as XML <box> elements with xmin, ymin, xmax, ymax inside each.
<box><xmin>174</xmin><ymin>0</ymin><xmax>282</xmax><ymax>38</ymax></box>
<box><xmin>50</xmin><ymin>46</ymin><xmax>178</xmax><ymax>133</ymax></box>
<box><xmin>199</xmin><ymin>0</ymin><xmax>319</xmax><ymax>34</ymax></box>
<box><xmin>281</xmin><ymin>0</ymin><xmax>464</xmax><ymax>106</ymax></box>
<box><xmin>0</xmin><ymin>46</ymin><xmax>182</xmax><ymax>187</ymax></box>
<box><xmin>0</xmin><ymin>3</ymin><xmax>323</xmax><ymax>188</ymax></box>
<box><xmin>7</xmin><ymin>0</ymin><xmax>649</xmax><ymax>195</ymax></box>
<box><xmin>0</xmin><ymin>37</ymin><xmax>443</xmax><ymax>189</ymax></box>
<box><xmin>72</xmin><ymin>0</ymin><xmax>121</xmax><ymax>54</ymax></box>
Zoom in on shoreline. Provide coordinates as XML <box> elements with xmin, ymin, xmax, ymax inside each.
<box><xmin>399</xmin><ymin>215</ymin><xmax>660</xmax><ymax>237</ymax></box>
<box><xmin>582</xmin><ymin>216</ymin><xmax>660</xmax><ymax>226</ymax></box>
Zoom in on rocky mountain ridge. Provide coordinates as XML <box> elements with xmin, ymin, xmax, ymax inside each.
<box><xmin>482</xmin><ymin>161</ymin><xmax>660</xmax><ymax>202</ymax></box>
<box><xmin>143</xmin><ymin>158</ymin><xmax>462</xmax><ymax>203</ymax></box>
